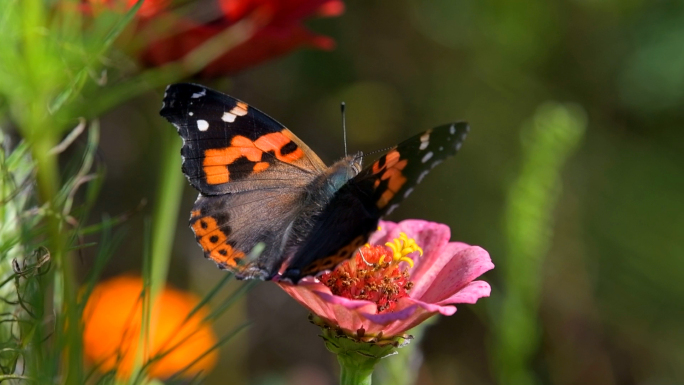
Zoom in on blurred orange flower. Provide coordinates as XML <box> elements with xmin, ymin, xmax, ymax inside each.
<box><xmin>82</xmin><ymin>276</ymin><xmax>218</xmax><ymax>379</ymax></box>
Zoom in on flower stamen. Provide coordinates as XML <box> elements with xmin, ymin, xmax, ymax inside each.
<box><xmin>383</xmin><ymin>232</ymin><xmax>422</xmax><ymax>268</ymax></box>
<box><xmin>320</xmin><ymin>233</ymin><xmax>423</xmax><ymax>313</ymax></box>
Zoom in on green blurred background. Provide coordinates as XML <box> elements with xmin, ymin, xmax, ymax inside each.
<box><xmin>82</xmin><ymin>0</ymin><xmax>684</xmax><ymax>384</ymax></box>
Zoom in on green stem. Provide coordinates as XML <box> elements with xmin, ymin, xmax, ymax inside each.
<box><xmin>338</xmin><ymin>353</ymin><xmax>377</xmax><ymax>385</ymax></box>
<box><xmin>149</xmin><ymin>125</ymin><xmax>184</xmax><ymax>300</ymax></box>
<box><xmin>373</xmin><ymin>317</ymin><xmax>437</xmax><ymax>385</ymax></box>
<box><xmin>31</xmin><ymin>133</ymin><xmax>82</xmax><ymax>384</ymax></box>
<box><xmin>125</xmin><ymin>120</ymin><xmax>183</xmax><ymax>384</ymax></box>
<box><xmin>314</xmin><ymin>318</ymin><xmax>408</xmax><ymax>385</ymax></box>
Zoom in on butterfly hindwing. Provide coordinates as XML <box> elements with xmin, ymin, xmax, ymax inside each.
<box><xmin>280</xmin><ymin>122</ymin><xmax>470</xmax><ymax>282</ymax></box>
<box><xmin>280</xmin><ymin>185</ymin><xmax>381</xmax><ymax>281</ymax></box>
<box><xmin>190</xmin><ymin>189</ymin><xmax>304</xmax><ymax>280</ymax></box>
<box><xmin>160</xmin><ymin>83</ymin><xmax>326</xmax><ymax>195</ymax></box>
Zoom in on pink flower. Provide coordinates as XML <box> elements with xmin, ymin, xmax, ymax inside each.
<box><xmin>277</xmin><ymin>220</ymin><xmax>494</xmax><ymax>337</ymax></box>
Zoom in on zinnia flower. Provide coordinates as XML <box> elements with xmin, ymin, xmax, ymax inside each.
<box><xmin>140</xmin><ymin>0</ymin><xmax>345</xmax><ymax>76</ymax></box>
<box><xmin>277</xmin><ymin>219</ymin><xmax>494</xmax><ymax>338</ymax></box>
<box><xmin>82</xmin><ymin>276</ymin><xmax>218</xmax><ymax>379</ymax></box>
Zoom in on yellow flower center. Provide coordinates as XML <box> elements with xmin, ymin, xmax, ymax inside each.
<box><xmin>382</xmin><ymin>232</ymin><xmax>422</xmax><ymax>268</ymax></box>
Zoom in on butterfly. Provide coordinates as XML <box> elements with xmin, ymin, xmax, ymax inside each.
<box><xmin>160</xmin><ymin>83</ymin><xmax>469</xmax><ymax>283</ymax></box>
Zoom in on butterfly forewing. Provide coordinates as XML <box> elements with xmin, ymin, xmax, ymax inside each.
<box><xmin>359</xmin><ymin>122</ymin><xmax>470</xmax><ymax>216</ymax></box>
<box><xmin>280</xmin><ymin>122</ymin><xmax>470</xmax><ymax>282</ymax></box>
<box><xmin>160</xmin><ymin>83</ymin><xmax>326</xmax><ymax>195</ymax></box>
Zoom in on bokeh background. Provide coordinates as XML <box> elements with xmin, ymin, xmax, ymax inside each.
<box><xmin>32</xmin><ymin>0</ymin><xmax>684</xmax><ymax>384</ymax></box>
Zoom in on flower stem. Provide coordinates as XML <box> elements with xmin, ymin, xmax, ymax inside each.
<box><xmin>314</xmin><ymin>317</ymin><xmax>409</xmax><ymax>385</ymax></box>
<box><xmin>338</xmin><ymin>353</ymin><xmax>376</xmax><ymax>385</ymax></box>
<box><xmin>31</xmin><ymin>131</ymin><xmax>83</xmax><ymax>383</ymax></box>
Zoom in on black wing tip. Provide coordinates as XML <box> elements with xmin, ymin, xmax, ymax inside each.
<box><xmin>436</xmin><ymin>121</ymin><xmax>470</xmax><ymax>133</ymax></box>
<box><xmin>431</xmin><ymin>121</ymin><xmax>470</xmax><ymax>145</ymax></box>
<box><xmin>159</xmin><ymin>83</ymin><xmax>211</xmax><ymax>115</ymax></box>
<box><xmin>165</xmin><ymin>82</ymin><xmax>204</xmax><ymax>91</ymax></box>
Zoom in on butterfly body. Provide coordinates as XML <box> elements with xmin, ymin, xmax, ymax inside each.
<box><xmin>160</xmin><ymin>83</ymin><xmax>469</xmax><ymax>283</ymax></box>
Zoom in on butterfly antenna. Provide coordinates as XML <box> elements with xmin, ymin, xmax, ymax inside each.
<box><xmin>364</xmin><ymin>145</ymin><xmax>394</xmax><ymax>159</ymax></box>
<box><xmin>341</xmin><ymin>102</ymin><xmax>348</xmax><ymax>157</ymax></box>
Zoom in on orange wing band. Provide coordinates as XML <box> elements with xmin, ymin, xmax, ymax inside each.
<box><xmin>202</xmin><ymin>130</ymin><xmax>305</xmax><ymax>185</ymax></box>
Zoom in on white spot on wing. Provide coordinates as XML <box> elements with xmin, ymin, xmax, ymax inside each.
<box><xmin>439</xmin><ymin>146</ymin><xmax>444</xmax><ymax>151</ymax></box>
<box><xmin>386</xmin><ymin>204</ymin><xmax>399</xmax><ymax>215</ymax></box>
<box><xmin>404</xmin><ymin>188</ymin><xmax>414</xmax><ymax>199</ymax></box>
<box><xmin>189</xmin><ymin>112</ymin><xmax>194</xmax><ymax>116</ymax></box>
<box><xmin>421</xmin><ymin>151</ymin><xmax>433</xmax><ymax>163</ymax></box>
<box><xmin>197</xmin><ymin>120</ymin><xmax>209</xmax><ymax>131</ymax></box>
<box><xmin>456</xmin><ymin>142</ymin><xmax>462</xmax><ymax>150</ymax></box>
<box><xmin>449</xmin><ymin>124</ymin><xmax>456</xmax><ymax>134</ymax></box>
<box><xmin>191</xmin><ymin>89</ymin><xmax>206</xmax><ymax>98</ymax></box>
<box><xmin>417</xmin><ymin>170</ymin><xmax>429</xmax><ymax>184</ymax></box>
<box><xmin>431</xmin><ymin>160</ymin><xmax>443</xmax><ymax>169</ymax></box>
<box><xmin>222</xmin><ymin>112</ymin><xmax>237</xmax><ymax>123</ymax></box>
<box><xmin>419</xmin><ymin>131</ymin><xmax>430</xmax><ymax>150</ymax></box>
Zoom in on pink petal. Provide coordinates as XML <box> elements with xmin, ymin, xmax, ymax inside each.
<box><xmin>278</xmin><ymin>281</ymin><xmax>339</xmax><ymax>321</ymax></box>
<box><xmin>384</xmin><ymin>220</ymin><xmax>452</xmax><ymax>271</ymax></box>
<box><xmin>313</xmin><ymin>290</ymin><xmax>377</xmax><ymax>311</ymax></box>
<box><xmin>435</xmin><ymin>280</ymin><xmax>491</xmax><ymax>305</ymax></box>
<box><xmin>368</xmin><ymin>220</ymin><xmax>397</xmax><ymax>245</ymax></box>
<box><xmin>418</xmin><ymin>246</ymin><xmax>494</xmax><ymax>304</ymax></box>
<box><xmin>361</xmin><ymin>297</ymin><xmax>456</xmax><ymax>336</ymax></box>
<box><xmin>409</xmin><ymin>241</ymin><xmax>471</xmax><ymax>298</ymax></box>
<box><xmin>312</xmin><ymin>291</ymin><xmax>387</xmax><ymax>334</ymax></box>
<box><xmin>356</xmin><ymin>297</ymin><xmax>456</xmax><ymax>335</ymax></box>
<box><xmin>402</xmin><ymin>296</ymin><xmax>457</xmax><ymax>316</ymax></box>
<box><xmin>359</xmin><ymin>304</ymin><xmax>419</xmax><ymax>324</ymax></box>
<box><xmin>279</xmin><ymin>282</ymin><xmax>385</xmax><ymax>334</ymax></box>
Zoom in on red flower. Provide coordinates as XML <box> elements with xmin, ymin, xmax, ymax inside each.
<box><xmin>141</xmin><ymin>0</ymin><xmax>344</xmax><ymax>76</ymax></box>
<box><xmin>277</xmin><ymin>220</ymin><xmax>494</xmax><ymax>338</ymax></box>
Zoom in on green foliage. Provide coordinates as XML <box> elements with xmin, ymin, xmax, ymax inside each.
<box><xmin>490</xmin><ymin>103</ymin><xmax>587</xmax><ymax>385</ymax></box>
<box><xmin>0</xmin><ymin>1</ymin><xmax>252</xmax><ymax>383</ymax></box>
